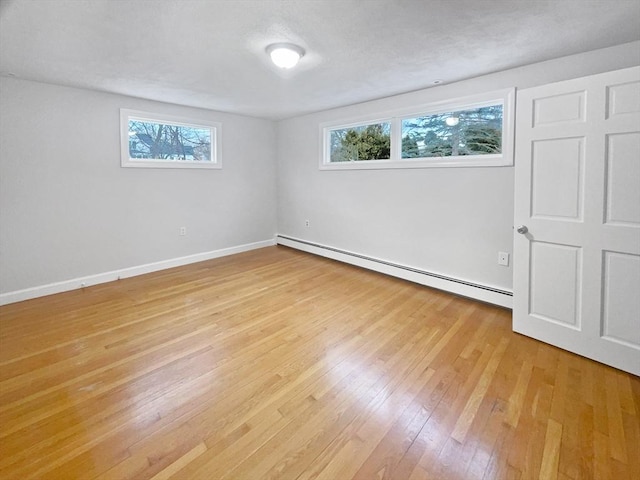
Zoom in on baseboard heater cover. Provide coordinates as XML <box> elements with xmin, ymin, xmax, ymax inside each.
<box><xmin>276</xmin><ymin>235</ymin><xmax>513</xmax><ymax>309</ymax></box>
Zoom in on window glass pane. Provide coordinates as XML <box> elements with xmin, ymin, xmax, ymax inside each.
<box><xmin>401</xmin><ymin>105</ymin><xmax>502</xmax><ymax>159</ymax></box>
<box><xmin>128</xmin><ymin>119</ymin><xmax>212</xmax><ymax>162</ymax></box>
<box><xmin>329</xmin><ymin>122</ymin><xmax>391</xmax><ymax>162</ymax></box>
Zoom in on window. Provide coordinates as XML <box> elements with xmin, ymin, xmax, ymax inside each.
<box><xmin>320</xmin><ymin>88</ymin><xmax>514</xmax><ymax>169</ymax></box>
<box><xmin>401</xmin><ymin>105</ymin><xmax>503</xmax><ymax>159</ymax></box>
<box><xmin>120</xmin><ymin>109</ymin><xmax>221</xmax><ymax>169</ymax></box>
<box><xmin>328</xmin><ymin>121</ymin><xmax>391</xmax><ymax>162</ymax></box>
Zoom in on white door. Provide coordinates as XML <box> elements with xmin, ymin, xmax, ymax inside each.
<box><xmin>513</xmin><ymin>67</ymin><xmax>640</xmax><ymax>376</ymax></box>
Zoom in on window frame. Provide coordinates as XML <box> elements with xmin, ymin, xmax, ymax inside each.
<box><xmin>319</xmin><ymin>88</ymin><xmax>515</xmax><ymax>170</ymax></box>
<box><xmin>120</xmin><ymin>109</ymin><xmax>222</xmax><ymax>169</ymax></box>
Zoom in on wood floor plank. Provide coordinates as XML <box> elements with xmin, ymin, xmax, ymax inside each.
<box><xmin>450</xmin><ymin>337</ymin><xmax>509</xmax><ymax>443</ymax></box>
<box><xmin>539</xmin><ymin>418</ymin><xmax>563</xmax><ymax>480</ymax></box>
<box><xmin>149</xmin><ymin>442</ymin><xmax>207</xmax><ymax>480</ymax></box>
<box><xmin>1</xmin><ymin>246</ymin><xmax>638</xmax><ymax>479</ymax></box>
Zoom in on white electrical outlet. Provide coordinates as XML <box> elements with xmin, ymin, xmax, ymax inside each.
<box><xmin>498</xmin><ymin>251</ymin><xmax>510</xmax><ymax>266</ymax></box>
<box><xmin>179</xmin><ymin>226</ymin><xmax>187</xmax><ymax>236</ymax></box>
<box><xmin>304</xmin><ymin>219</ymin><xmax>310</xmax><ymax>227</ymax></box>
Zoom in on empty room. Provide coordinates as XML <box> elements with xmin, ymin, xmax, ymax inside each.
<box><xmin>1</xmin><ymin>0</ymin><xmax>639</xmax><ymax>479</ymax></box>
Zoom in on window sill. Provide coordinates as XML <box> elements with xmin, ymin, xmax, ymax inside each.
<box><xmin>319</xmin><ymin>154</ymin><xmax>511</xmax><ymax>170</ymax></box>
<box><xmin>121</xmin><ymin>159</ymin><xmax>221</xmax><ymax>169</ymax></box>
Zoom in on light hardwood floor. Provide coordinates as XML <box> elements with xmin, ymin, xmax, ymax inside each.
<box><xmin>0</xmin><ymin>246</ymin><xmax>638</xmax><ymax>479</ymax></box>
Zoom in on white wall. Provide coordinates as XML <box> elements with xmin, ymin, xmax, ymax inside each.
<box><xmin>2</xmin><ymin>42</ymin><xmax>638</xmax><ymax>303</ymax></box>
<box><xmin>276</xmin><ymin>42</ymin><xmax>640</xmax><ymax>293</ymax></box>
<box><xmin>0</xmin><ymin>78</ymin><xmax>277</xmax><ymax>296</ymax></box>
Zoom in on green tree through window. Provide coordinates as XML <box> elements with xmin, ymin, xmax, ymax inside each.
<box><xmin>330</xmin><ymin>123</ymin><xmax>391</xmax><ymax>162</ymax></box>
<box><xmin>401</xmin><ymin>105</ymin><xmax>502</xmax><ymax>159</ymax></box>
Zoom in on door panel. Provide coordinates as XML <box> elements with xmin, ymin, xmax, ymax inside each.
<box><xmin>533</xmin><ymin>91</ymin><xmax>586</xmax><ymax>126</ymax></box>
<box><xmin>514</xmin><ymin>66</ymin><xmax>640</xmax><ymax>376</ymax></box>
<box><xmin>529</xmin><ymin>241</ymin><xmax>582</xmax><ymax>328</ymax></box>
<box><xmin>607</xmin><ymin>80</ymin><xmax>640</xmax><ymax>118</ymax></box>
<box><xmin>531</xmin><ymin>137</ymin><xmax>584</xmax><ymax>220</ymax></box>
<box><xmin>605</xmin><ymin>132</ymin><xmax>640</xmax><ymax>225</ymax></box>
<box><xmin>602</xmin><ymin>251</ymin><xmax>640</xmax><ymax>348</ymax></box>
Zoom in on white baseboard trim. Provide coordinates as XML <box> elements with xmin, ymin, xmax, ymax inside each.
<box><xmin>0</xmin><ymin>238</ymin><xmax>276</xmax><ymax>306</ymax></box>
<box><xmin>277</xmin><ymin>235</ymin><xmax>513</xmax><ymax>309</ymax></box>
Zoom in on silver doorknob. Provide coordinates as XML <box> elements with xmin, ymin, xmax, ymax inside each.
<box><xmin>516</xmin><ymin>225</ymin><xmax>528</xmax><ymax>234</ymax></box>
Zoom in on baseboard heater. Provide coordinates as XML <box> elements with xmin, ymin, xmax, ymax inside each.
<box><xmin>276</xmin><ymin>234</ymin><xmax>513</xmax><ymax>309</ymax></box>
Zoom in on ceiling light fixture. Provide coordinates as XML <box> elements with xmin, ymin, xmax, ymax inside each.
<box><xmin>266</xmin><ymin>43</ymin><xmax>305</xmax><ymax>69</ymax></box>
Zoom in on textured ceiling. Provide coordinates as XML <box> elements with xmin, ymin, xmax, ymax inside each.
<box><xmin>1</xmin><ymin>0</ymin><xmax>639</xmax><ymax>119</ymax></box>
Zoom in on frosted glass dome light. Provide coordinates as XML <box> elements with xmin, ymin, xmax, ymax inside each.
<box><xmin>266</xmin><ymin>43</ymin><xmax>305</xmax><ymax>69</ymax></box>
